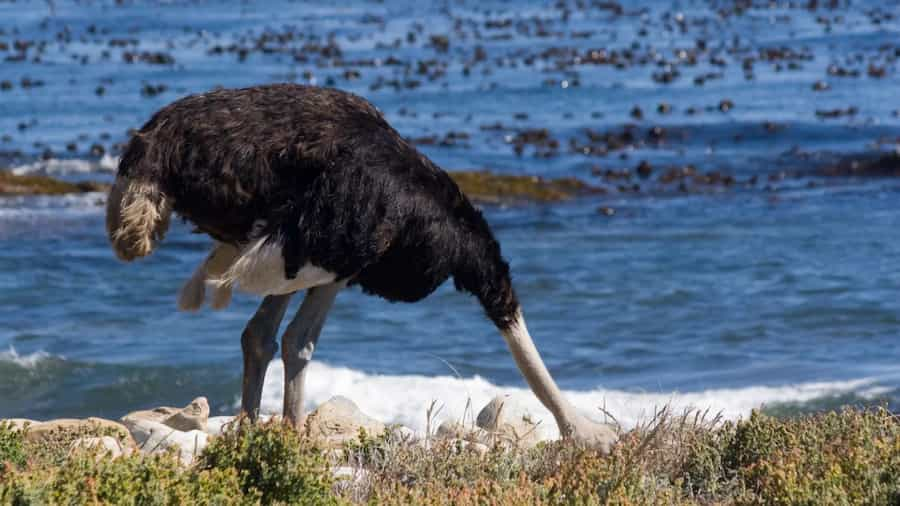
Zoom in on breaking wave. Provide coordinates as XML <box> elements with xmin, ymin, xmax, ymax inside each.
<box><xmin>9</xmin><ymin>155</ymin><xmax>118</xmax><ymax>176</ymax></box>
<box><xmin>0</xmin><ymin>347</ymin><xmax>59</xmax><ymax>369</ymax></box>
<box><xmin>253</xmin><ymin>360</ymin><xmax>883</xmax><ymax>438</ymax></box>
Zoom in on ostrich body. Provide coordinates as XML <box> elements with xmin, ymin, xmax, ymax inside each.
<box><xmin>106</xmin><ymin>84</ymin><xmax>616</xmax><ymax>450</ymax></box>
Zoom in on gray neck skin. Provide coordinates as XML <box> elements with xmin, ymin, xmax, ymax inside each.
<box><xmin>499</xmin><ymin>308</ymin><xmax>578</xmax><ymax>435</ymax></box>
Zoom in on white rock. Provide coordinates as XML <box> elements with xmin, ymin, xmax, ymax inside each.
<box><xmin>122</xmin><ymin>397</ymin><xmax>209</xmax><ymax>433</ymax></box>
<box><xmin>205</xmin><ymin>416</ymin><xmax>237</xmax><ymax>436</ymax></box>
<box><xmin>126</xmin><ymin>419</ymin><xmax>208</xmax><ymax>465</ymax></box>
<box><xmin>69</xmin><ymin>436</ymin><xmax>129</xmax><ymax>459</ymax></box>
<box><xmin>332</xmin><ymin>466</ymin><xmax>369</xmax><ymax>480</ymax></box>
<box><xmin>121</xmin><ymin>407</ymin><xmax>178</xmax><ymax>427</ymax></box>
<box><xmin>305</xmin><ymin>396</ymin><xmax>385</xmax><ymax>447</ymax></box>
<box><xmin>435</xmin><ymin>420</ymin><xmax>490</xmax><ymax>445</ymax></box>
<box><xmin>436</xmin><ymin>420</ymin><xmax>465</xmax><ymax>439</ymax></box>
<box><xmin>447</xmin><ymin>438</ymin><xmax>489</xmax><ymax>456</ymax></box>
<box><xmin>162</xmin><ymin>397</ymin><xmax>209</xmax><ymax>432</ymax></box>
<box><xmin>468</xmin><ymin>441</ymin><xmax>490</xmax><ymax>456</ymax></box>
<box><xmin>391</xmin><ymin>425</ymin><xmax>418</xmax><ymax>443</ymax></box>
<box><xmin>476</xmin><ymin>394</ymin><xmax>545</xmax><ymax>448</ymax></box>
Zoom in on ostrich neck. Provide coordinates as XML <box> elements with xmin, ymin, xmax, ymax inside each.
<box><xmin>499</xmin><ymin>309</ymin><xmax>578</xmax><ymax>432</ymax></box>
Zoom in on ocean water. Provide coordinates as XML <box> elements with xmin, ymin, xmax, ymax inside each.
<box><xmin>1</xmin><ymin>0</ymin><xmax>900</xmax><ymax>433</ymax></box>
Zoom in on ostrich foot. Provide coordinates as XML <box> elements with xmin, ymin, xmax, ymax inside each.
<box><xmin>564</xmin><ymin>414</ymin><xmax>618</xmax><ymax>455</ymax></box>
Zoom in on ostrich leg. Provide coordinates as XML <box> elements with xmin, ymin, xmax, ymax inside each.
<box><xmin>240</xmin><ymin>294</ymin><xmax>293</xmax><ymax>420</ymax></box>
<box><xmin>501</xmin><ymin>309</ymin><xmax>618</xmax><ymax>453</ymax></box>
<box><xmin>281</xmin><ymin>281</ymin><xmax>346</xmax><ymax>429</ymax></box>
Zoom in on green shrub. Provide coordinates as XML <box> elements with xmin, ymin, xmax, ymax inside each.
<box><xmin>1</xmin><ymin>449</ymin><xmax>248</xmax><ymax>505</ymax></box>
<box><xmin>2</xmin><ymin>421</ymin><xmax>339</xmax><ymax>505</ymax></box>
<box><xmin>738</xmin><ymin>408</ymin><xmax>900</xmax><ymax>505</ymax></box>
<box><xmin>198</xmin><ymin>420</ymin><xmax>337</xmax><ymax>505</ymax></box>
<box><xmin>0</xmin><ymin>422</ymin><xmax>26</xmax><ymax>470</ymax></box>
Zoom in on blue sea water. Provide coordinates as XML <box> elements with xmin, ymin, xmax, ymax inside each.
<box><xmin>1</xmin><ymin>0</ymin><xmax>899</xmax><ymax>432</ymax></box>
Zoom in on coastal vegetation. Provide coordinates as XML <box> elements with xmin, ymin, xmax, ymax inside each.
<box><xmin>0</xmin><ymin>171</ymin><xmax>109</xmax><ymax>197</ymax></box>
<box><xmin>4</xmin><ymin>151</ymin><xmax>899</xmax><ymax>202</ymax></box>
<box><xmin>2</xmin><ymin>407</ymin><xmax>898</xmax><ymax>505</ymax></box>
<box><xmin>0</xmin><ymin>169</ymin><xmax>592</xmax><ymax>204</ymax></box>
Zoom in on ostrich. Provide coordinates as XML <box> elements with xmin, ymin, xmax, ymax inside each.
<box><xmin>106</xmin><ymin>84</ymin><xmax>617</xmax><ymax>451</ymax></box>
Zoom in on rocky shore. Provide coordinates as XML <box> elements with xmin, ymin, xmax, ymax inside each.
<box><xmin>3</xmin><ymin>151</ymin><xmax>899</xmax><ymax>204</ymax></box>
<box><xmin>0</xmin><ymin>168</ymin><xmax>595</xmax><ymax>204</ymax></box>
<box><xmin>0</xmin><ymin>171</ymin><xmax>110</xmax><ymax>196</ymax></box>
<box><xmin>2</xmin><ymin>393</ymin><xmax>558</xmax><ymax>469</ymax></box>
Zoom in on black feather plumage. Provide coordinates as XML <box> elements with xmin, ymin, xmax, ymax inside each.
<box><xmin>117</xmin><ymin>84</ymin><xmax>520</xmax><ymax>328</ymax></box>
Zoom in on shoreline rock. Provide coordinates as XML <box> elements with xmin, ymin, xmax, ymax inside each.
<box><xmin>127</xmin><ymin>418</ymin><xmax>209</xmax><ymax>465</ymax></box>
<box><xmin>0</xmin><ymin>168</ymin><xmax>589</xmax><ymax>204</ymax></box>
<box><xmin>6</xmin><ymin>152</ymin><xmax>899</xmax><ymax>205</ymax></box>
<box><xmin>450</xmin><ymin>170</ymin><xmax>597</xmax><ymax>203</ymax></box>
<box><xmin>121</xmin><ymin>396</ymin><xmax>209</xmax><ymax>433</ymax></box>
<box><xmin>0</xmin><ymin>171</ymin><xmax>110</xmax><ymax>196</ymax></box>
<box><xmin>304</xmin><ymin>396</ymin><xmax>387</xmax><ymax>447</ymax></box>
<box><xmin>475</xmin><ymin>394</ymin><xmax>543</xmax><ymax>448</ymax></box>
<box><xmin>1</xmin><ymin>394</ymin><xmax>570</xmax><ymax>468</ymax></box>
<box><xmin>69</xmin><ymin>435</ymin><xmax>131</xmax><ymax>460</ymax></box>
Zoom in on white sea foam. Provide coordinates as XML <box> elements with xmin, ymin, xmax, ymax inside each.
<box><xmin>0</xmin><ymin>346</ymin><xmax>57</xmax><ymax>369</ymax></box>
<box><xmin>9</xmin><ymin>155</ymin><xmax>118</xmax><ymax>176</ymax></box>
<box><xmin>251</xmin><ymin>360</ymin><xmax>881</xmax><ymax>438</ymax></box>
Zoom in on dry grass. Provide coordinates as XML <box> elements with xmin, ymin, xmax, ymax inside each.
<box><xmin>2</xmin><ymin>407</ymin><xmax>900</xmax><ymax>505</ymax></box>
<box><xmin>338</xmin><ymin>406</ymin><xmax>900</xmax><ymax>505</ymax></box>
